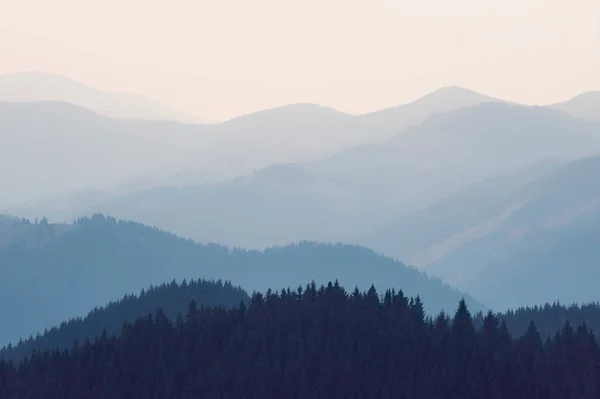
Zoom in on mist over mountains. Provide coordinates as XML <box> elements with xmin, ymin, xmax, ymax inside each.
<box><xmin>0</xmin><ymin>72</ymin><xmax>202</xmax><ymax>123</ymax></box>
<box><xmin>2</xmin><ymin>71</ymin><xmax>600</xmax><ymax>347</ymax></box>
<box><xmin>422</xmin><ymin>155</ymin><xmax>600</xmax><ymax>310</ymax></box>
<box><xmin>550</xmin><ymin>91</ymin><xmax>600</xmax><ymax>123</ymax></box>
<box><xmin>4</xmin><ymin>0</ymin><xmax>600</xmax><ymax>394</ymax></box>
<box><xmin>2</xmin><ymin>73</ymin><xmax>596</xmax><ymax>215</ymax></box>
<box><xmin>18</xmin><ymin>101</ymin><xmax>598</xmax><ymax>252</ymax></box>
<box><xmin>0</xmin><ymin>75</ymin><xmax>507</xmax><ymax>209</ymax></box>
<box><xmin>0</xmin><ymin>214</ymin><xmax>482</xmax><ymax>346</ymax></box>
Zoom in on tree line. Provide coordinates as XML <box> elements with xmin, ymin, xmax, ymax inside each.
<box><xmin>0</xmin><ymin>278</ymin><xmax>249</xmax><ymax>363</ymax></box>
<box><xmin>4</xmin><ymin>276</ymin><xmax>600</xmax><ymax>365</ymax></box>
<box><xmin>0</xmin><ymin>213</ymin><xmax>483</xmax><ymax>345</ymax></box>
<box><xmin>2</xmin><ymin>281</ymin><xmax>600</xmax><ymax>399</ymax></box>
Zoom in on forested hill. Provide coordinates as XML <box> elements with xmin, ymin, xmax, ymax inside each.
<box><xmin>476</xmin><ymin>302</ymin><xmax>600</xmax><ymax>340</ymax></box>
<box><xmin>1</xmin><ymin>283</ymin><xmax>598</xmax><ymax>399</ymax></box>
<box><xmin>0</xmin><ymin>278</ymin><xmax>248</xmax><ymax>363</ymax></box>
<box><xmin>5</xmin><ymin>283</ymin><xmax>600</xmax><ymax>365</ymax></box>
<box><xmin>0</xmin><ymin>214</ymin><xmax>482</xmax><ymax>346</ymax></box>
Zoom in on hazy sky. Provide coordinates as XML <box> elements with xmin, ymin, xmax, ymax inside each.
<box><xmin>1</xmin><ymin>0</ymin><xmax>599</xmax><ymax>121</ymax></box>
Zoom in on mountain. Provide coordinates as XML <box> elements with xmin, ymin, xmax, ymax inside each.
<box><xmin>356</xmin><ymin>85</ymin><xmax>502</xmax><ymax>137</ymax></box>
<box><xmin>0</xmin><ymin>101</ymin><xmax>209</xmax><ymax>206</ymax></box>
<box><xmin>74</xmin><ymin>102</ymin><xmax>600</xmax><ymax>251</ymax></box>
<box><xmin>220</xmin><ymin>103</ymin><xmax>359</xmax><ymax>147</ymax></box>
<box><xmin>0</xmin><ymin>214</ymin><xmax>483</xmax><ymax>346</ymax></box>
<box><xmin>0</xmin><ymin>86</ymin><xmax>497</xmax><ymax>209</ymax></box>
<box><xmin>73</xmin><ymin>163</ymin><xmax>361</xmax><ymax>249</ymax></box>
<box><xmin>0</xmin><ymin>278</ymin><xmax>249</xmax><ymax>363</ymax></box>
<box><xmin>420</xmin><ymin>155</ymin><xmax>600</xmax><ymax>310</ymax></box>
<box><xmin>0</xmin><ymin>101</ymin><xmax>352</xmax><ymax>208</ymax></box>
<box><xmin>360</xmin><ymin>158</ymin><xmax>567</xmax><ymax>264</ymax></box>
<box><xmin>193</xmin><ymin>87</ymin><xmax>504</xmax><ymax>168</ymax></box>
<box><xmin>551</xmin><ymin>91</ymin><xmax>600</xmax><ymax>123</ymax></box>
<box><xmin>0</xmin><ymin>72</ymin><xmax>201</xmax><ymax>123</ymax></box>
<box><xmin>219</xmin><ymin>86</ymin><xmax>501</xmax><ymax>147</ymax></box>
<box><xmin>309</xmin><ymin>102</ymin><xmax>600</xmax><ymax>218</ymax></box>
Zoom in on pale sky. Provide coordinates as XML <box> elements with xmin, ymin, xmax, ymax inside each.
<box><xmin>1</xmin><ymin>0</ymin><xmax>599</xmax><ymax>121</ymax></box>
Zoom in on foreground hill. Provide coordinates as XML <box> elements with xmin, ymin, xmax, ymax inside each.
<box><xmin>0</xmin><ymin>278</ymin><xmax>249</xmax><ymax>363</ymax></box>
<box><xmin>0</xmin><ymin>214</ymin><xmax>483</xmax><ymax>346</ymax></box>
<box><xmin>0</xmin><ymin>72</ymin><xmax>201</xmax><ymax>123</ymax></box>
<box><xmin>420</xmin><ymin>155</ymin><xmax>600</xmax><ymax>309</ymax></box>
<box><xmin>0</xmin><ymin>285</ymin><xmax>596</xmax><ymax>399</ymax></box>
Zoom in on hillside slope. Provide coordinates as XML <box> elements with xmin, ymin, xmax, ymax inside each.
<box><xmin>0</xmin><ymin>278</ymin><xmax>249</xmax><ymax>362</ymax></box>
<box><xmin>0</xmin><ymin>214</ymin><xmax>484</xmax><ymax>346</ymax></box>
<box><xmin>550</xmin><ymin>91</ymin><xmax>600</xmax><ymax>123</ymax></box>
<box><xmin>311</xmin><ymin>103</ymin><xmax>600</xmax><ymax>216</ymax></box>
<box><xmin>0</xmin><ymin>85</ymin><xmax>505</xmax><ymax>210</ymax></box>
<box><xmin>360</xmin><ymin>158</ymin><xmax>567</xmax><ymax>263</ymax></box>
<box><xmin>423</xmin><ymin>155</ymin><xmax>600</xmax><ymax>310</ymax></box>
<box><xmin>70</xmin><ymin>103</ymin><xmax>600</xmax><ymax>250</ymax></box>
<box><xmin>357</xmin><ymin>85</ymin><xmax>501</xmax><ymax>135</ymax></box>
<box><xmin>0</xmin><ymin>72</ymin><xmax>201</xmax><ymax>123</ymax></box>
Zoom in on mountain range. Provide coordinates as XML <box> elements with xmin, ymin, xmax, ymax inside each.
<box><xmin>2</xmin><ymin>72</ymin><xmax>599</xmax><ymax>211</ymax></box>
<box><xmin>0</xmin><ymin>278</ymin><xmax>249</xmax><ymax>362</ymax></box>
<box><xmin>0</xmin><ymin>72</ymin><xmax>202</xmax><ymax>123</ymax></box>
<box><xmin>0</xmin><ymin>100</ymin><xmax>212</xmax><ymax>206</ymax></box>
<box><xmin>0</xmin><ymin>214</ymin><xmax>483</xmax><ymax>346</ymax></box>
<box><xmin>2</xmin><ymin>72</ymin><xmax>600</xmax><ymax>319</ymax></box>
<box><xmin>419</xmin><ymin>155</ymin><xmax>600</xmax><ymax>310</ymax></box>
<box><xmin>0</xmin><ymin>84</ymin><xmax>501</xmax><ymax>208</ymax></box>
<box><xmin>31</xmin><ymin>102</ymin><xmax>600</xmax><ymax>253</ymax></box>
<box><xmin>357</xmin><ymin>154</ymin><xmax>600</xmax><ymax>310</ymax></box>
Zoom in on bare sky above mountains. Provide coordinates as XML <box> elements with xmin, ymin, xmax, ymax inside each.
<box><xmin>1</xmin><ymin>0</ymin><xmax>599</xmax><ymax>121</ymax></box>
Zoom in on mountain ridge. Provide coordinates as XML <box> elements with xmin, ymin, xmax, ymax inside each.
<box><xmin>550</xmin><ymin>90</ymin><xmax>600</xmax><ymax>123</ymax></box>
<box><xmin>0</xmin><ymin>214</ymin><xmax>485</xmax><ymax>346</ymax></box>
<box><xmin>420</xmin><ymin>155</ymin><xmax>600</xmax><ymax>310</ymax></box>
<box><xmin>0</xmin><ymin>71</ymin><xmax>202</xmax><ymax>123</ymax></box>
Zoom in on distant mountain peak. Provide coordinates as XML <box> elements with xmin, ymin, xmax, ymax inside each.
<box><xmin>0</xmin><ymin>71</ymin><xmax>202</xmax><ymax>123</ymax></box>
<box><xmin>223</xmin><ymin>102</ymin><xmax>347</xmax><ymax>123</ymax></box>
<box><xmin>219</xmin><ymin>102</ymin><xmax>351</xmax><ymax>131</ymax></box>
<box><xmin>425</xmin><ymin>85</ymin><xmax>484</xmax><ymax>95</ymax></box>
<box><xmin>550</xmin><ymin>90</ymin><xmax>600</xmax><ymax>123</ymax></box>
<box><xmin>354</xmin><ymin>86</ymin><xmax>502</xmax><ymax>138</ymax></box>
<box><xmin>559</xmin><ymin>90</ymin><xmax>600</xmax><ymax>103</ymax></box>
<box><xmin>414</xmin><ymin>85</ymin><xmax>500</xmax><ymax>106</ymax></box>
<box><xmin>276</xmin><ymin>102</ymin><xmax>342</xmax><ymax>112</ymax></box>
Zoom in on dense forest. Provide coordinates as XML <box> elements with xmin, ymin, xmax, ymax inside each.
<box><xmin>5</xmin><ymin>277</ymin><xmax>600</xmax><ymax>366</ymax></box>
<box><xmin>475</xmin><ymin>302</ymin><xmax>600</xmax><ymax>340</ymax></box>
<box><xmin>0</xmin><ymin>279</ymin><xmax>249</xmax><ymax>363</ymax></box>
<box><xmin>1</xmin><ymin>282</ymin><xmax>599</xmax><ymax>399</ymax></box>
<box><xmin>0</xmin><ymin>214</ymin><xmax>482</xmax><ymax>345</ymax></box>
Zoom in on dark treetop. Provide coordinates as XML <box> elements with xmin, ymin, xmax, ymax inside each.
<box><xmin>1</xmin><ymin>282</ymin><xmax>599</xmax><ymax>399</ymax></box>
